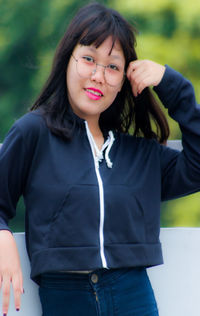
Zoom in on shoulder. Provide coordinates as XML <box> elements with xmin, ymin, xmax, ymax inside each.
<box><xmin>14</xmin><ymin>109</ymin><xmax>46</xmax><ymax>134</ymax></box>
<box><xmin>4</xmin><ymin>109</ymin><xmax>49</xmax><ymax>150</ymax></box>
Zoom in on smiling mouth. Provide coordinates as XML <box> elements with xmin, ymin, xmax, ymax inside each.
<box><xmin>84</xmin><ymin>88</ymin><xmax>104</xmax><ymax>100</ymax></box>
<box><xmin>85</xmin><ymin>88</ymin><xmax>104</xmax><ymax>96</ymax></box>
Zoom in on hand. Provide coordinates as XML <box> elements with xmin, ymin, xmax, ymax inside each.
<box><xmin>126</xmin><ymin>59</ymin><xmax>166</xmax><ymax>97</ymax></box>
<box><xmin>0</xmin><ymin>230</ymin><xmax>23</xmax><ymax>315</ymax></box>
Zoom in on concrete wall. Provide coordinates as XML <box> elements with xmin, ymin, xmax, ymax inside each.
<box><xmin>149</xmin><ymin>228</ymin><xmax>200</xmax><ymax>315</ymax></box>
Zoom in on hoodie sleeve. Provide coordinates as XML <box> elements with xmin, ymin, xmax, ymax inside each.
<box><xmin>0</xmin><ymin>123</ymin><xmax>29</xmax><ymax>231</ymax></box>
<box><xmin>153</xmin><ymin>65</ymin><xmax>200</xmax><ymax>201</ymax></box>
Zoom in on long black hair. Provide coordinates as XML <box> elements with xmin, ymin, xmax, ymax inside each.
<box><xmin>31</xmin><ymin>2</ymin><xmax>169</xmax><ymax>143</ymax></box>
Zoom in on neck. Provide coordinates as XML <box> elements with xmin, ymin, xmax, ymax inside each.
<box><xmin>86</xmin><ymin>119</ymin><xmax>102</xmax><ymax>137</ymax></box>
<box><xmin>86</xmin><ymin>119</ymin><xmax>104</xmax><ymax>150</ymax></box>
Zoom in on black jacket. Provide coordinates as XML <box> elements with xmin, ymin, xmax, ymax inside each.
<box><xmin>0</xmin><ymin>66</ymin><xmax>200</xmax><ymax>284</ymax></box>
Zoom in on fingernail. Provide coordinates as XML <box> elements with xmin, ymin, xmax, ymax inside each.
<box><xmin>23</xmin><ymin>288</ymin><xmax>25</xmax><ymax>294</ymax></box>
<box><xmin>16</xmin><ymin>308</ymin><xmax>20</xmax><ymax>311</ymax></box>
<box><xmin>3</xmin><ymin>313</ymin><xmax>7</xmax><ymax>316</ymax></box>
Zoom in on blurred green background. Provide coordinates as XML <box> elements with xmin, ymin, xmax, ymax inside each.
<box><xmin>1</xmin><ymin>0</ymin><xmax>200</xmax><ymax>231</ymax></box>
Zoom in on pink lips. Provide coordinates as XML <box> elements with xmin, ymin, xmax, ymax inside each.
<box><xmin>84</xmin><ymin>87</ymin><xmax>104</xmax><ymax>100</ymax></box>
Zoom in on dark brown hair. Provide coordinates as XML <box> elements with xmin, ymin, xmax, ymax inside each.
<box><xmin>31</xmin><ymin>2</ymin><xmax>169</xmax><ymax>143</ymax></box>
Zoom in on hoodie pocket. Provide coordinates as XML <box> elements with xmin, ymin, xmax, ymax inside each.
<box><xmin>104</xmin><ymin>185</ymin><xmax>146</xmax><ymax>244</ymax></box>
<box><xmin>47</xmin><ymin>184</ymin><xmax>100</xmax><ymax>248</ymax></box>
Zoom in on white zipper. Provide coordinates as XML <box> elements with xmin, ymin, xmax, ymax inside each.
<box><xmin>85</xmin><ymin>121</ymin><xmax>108</xmax><ymax>268</ymax></box>
<box><xmin>95</xmin><ymin>158</ymin><xmax>108</xmax><ymax>268</ymax></box>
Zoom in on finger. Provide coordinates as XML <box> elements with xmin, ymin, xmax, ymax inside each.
<box><xmin>129</xmin><ymin>69</ymin><xmax>148</xmax><ymax>97</ymax></box>
<box><xmin>137</xmin><ymin>75</ymin><xmax>152</xmax><ymax>94</ymax></box>
<box><xmin>2</xmin><ymin>275</ymin><xmax>11</xmax><ymax>315</ymax></box>
<box><xmin>129</xmin><ymin>67</ymin><xmax>147</xmax><ymax>85</ymax></box>
<box><xmin>12</xmin><ymin>273</ymin><xmax>23</xmax><ymax>311</ymax></box>
<box><xmin>129</xmin><ymin>66</ymin><xmax>146</xmax><ymax>82</ymax></box>
<box><xmin>126</xmin><ymin>60</ymin><xmax>143</xmax><ymax>79</ymax></box>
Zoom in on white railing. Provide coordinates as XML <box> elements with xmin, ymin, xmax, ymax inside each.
<box><xmin>2</xmin><ymin>141</ymin><xmax>200</xmax><ymax>315</ymax></box>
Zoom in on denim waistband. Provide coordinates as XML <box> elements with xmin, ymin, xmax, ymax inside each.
<box><xmin>40</xmin><ymin>267</ymin><xmax>146</xmax><ymax>291</ymax></box>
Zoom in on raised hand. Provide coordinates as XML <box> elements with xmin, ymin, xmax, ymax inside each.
<box><xmin>126</xmin><ymin>59</ymin><xmax>166</xmax><ymax>97</ymax></box>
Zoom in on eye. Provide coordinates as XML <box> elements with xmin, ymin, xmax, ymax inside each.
<box><xmin>82</xmin><ymin>56</ymin><xmax>95</xmax><ymax>64</ymax></box>
<box><xmin>107</xmin><ymin>64</ymin><xmax>119</xmax><ymax>71</ymax></box>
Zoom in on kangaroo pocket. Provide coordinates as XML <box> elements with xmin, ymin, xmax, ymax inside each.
<box><xmin>47</xmin><ymin>184</ymin><xmax>100</xmax><ymax>248</ymax></box>
<box><xmin>104</xmin><ymin>185</ymin><xmax>146</xmax><ymax>244</ymax></box>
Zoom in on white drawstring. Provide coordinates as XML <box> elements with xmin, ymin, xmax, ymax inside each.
<box><xmin>85</xmin><ymin>121</ymin><xmax>114</xmax><ymax>168</ymax></box>
<box><xmin>105</xmin><ymin>131</ymin><xmax>115</xmax><ymax>168</ymax></box>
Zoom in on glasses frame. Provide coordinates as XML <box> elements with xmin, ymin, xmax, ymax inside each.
<box><xmin>71</xmin><ymin>54</ymin><xmax>126</xmax><ymax>87</ymax></box>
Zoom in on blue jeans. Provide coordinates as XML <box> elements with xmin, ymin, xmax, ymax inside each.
<box><xmin>39</xmin><ymin>267</ymin><xmax>159</xmax><ymax>316</ymax></box>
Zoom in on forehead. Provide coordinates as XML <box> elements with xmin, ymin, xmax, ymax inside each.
<box><xmin>73</xmin><ymin>36</ymin><xmax>124</xmax><ymax>59</ymax></box>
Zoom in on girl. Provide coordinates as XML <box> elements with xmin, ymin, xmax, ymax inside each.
<box><xmin>0</xmin><ymin>2</ymin><xmax>200</xmax><ymax>316</ymax></box>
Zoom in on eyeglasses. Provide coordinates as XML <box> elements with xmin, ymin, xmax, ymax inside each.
<box><xmin>72</xmin><ymin>54</ymin><xmax>125</xmax><ymax>87</ymax></box>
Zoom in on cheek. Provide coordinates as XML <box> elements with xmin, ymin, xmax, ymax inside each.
<box><xmin>104</xmin><ymin>82</ymin><xmax>123</xmax><ymax>108</ymax></box>
<box><xmin>66</xmin><ymin>73</ymin><xmax>80</xmax><ymax>103</ymax></box>
<box><xmin>109</xmin><ymin>89</ymin><xmax>119</xmax><ymax>103</ymax></box>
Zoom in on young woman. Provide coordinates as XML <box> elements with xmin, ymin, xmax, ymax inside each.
<box><xmin>1</xmin><ymin>2</ymin><xmax>200</xmax><ymax>316</ymax></box>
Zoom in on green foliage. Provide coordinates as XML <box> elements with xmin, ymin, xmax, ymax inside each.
<box><xmin>1</xmin><ymin>0</ymin><xmax>200</xmax><ymax>230</ymax></box>
<box><xmin>161</xmin><ymin>193</ymin><xmax>200</xmax><ymax>227</ymax></box>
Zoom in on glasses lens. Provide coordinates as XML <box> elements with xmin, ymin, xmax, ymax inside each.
<box><xmin>76</xmin><ymin>57</ymin><xmax>124</xmax><ymax>87</ymax></box>
<box><xmin>104</xmin><ymin>67</ymin><xmax>124</xmax><ymax>86</ymax></box>
<box><xmin>76</xmin><ymin>58</ymin><xmax>93</xmax><ymax>79</ymax></box>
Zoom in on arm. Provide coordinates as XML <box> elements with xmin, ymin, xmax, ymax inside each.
<box><xmin>0</xmin><ymin>124</ymin><xmax>28</xmax><ymax>314</ymax></box>
<box><xmin>154</xmin><ymin>65</ymin><xmax>200</xmax><ymax>200</ymax></box>
<box><xmin>127</xmin><ymin>60</ymin><xmax>200</xmax><ymax>200</ymax></box>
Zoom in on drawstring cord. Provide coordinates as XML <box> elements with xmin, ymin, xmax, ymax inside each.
<box><xmin>85</xmin><ymin>121</ymin><xmax>115</xmax><ymax>168</ymax></box>
<box><xmin>105</xmin><ymin>131</ymin><xmax>115</xmax><ymax>168</ymax></box>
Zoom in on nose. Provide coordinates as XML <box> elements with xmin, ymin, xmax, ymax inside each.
<box><xmin>91</xmin><ymin>64</ymin><xmax>106</xmax><ymax>84</ymax></box>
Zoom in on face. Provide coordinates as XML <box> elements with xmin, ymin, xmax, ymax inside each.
<box><xmin>66</xmin><ymin>36</ymin><xmax>125</xmax><ymax>123</ymax></box>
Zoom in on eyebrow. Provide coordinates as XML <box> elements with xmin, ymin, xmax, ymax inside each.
<box><xmin>85</xmin><ymin>46</ymin><xmax>124</xmax><ymax>61</ymax></box>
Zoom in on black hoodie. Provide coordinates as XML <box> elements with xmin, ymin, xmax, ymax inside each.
<box><xmin>0</xmin><ymin>66</ymin><xmax>200</xmax><ymax>284</ymax></box>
